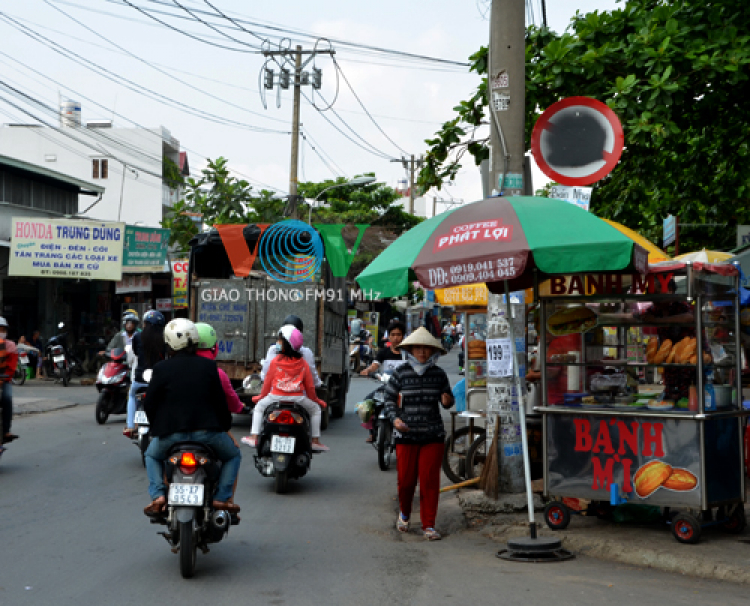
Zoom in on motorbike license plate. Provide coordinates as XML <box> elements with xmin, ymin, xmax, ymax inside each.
<box><xmin>53</xmin><ymin>355</ymin><xmax>65</xmax><ymax>363</ymax></box>
<box><xmin>168</xmin><ymin>483</ymin><xmax>204</xmax><ymax>506</ymax></box>
<box><xmin>134</xmin><ymin>411</ymin><xmax>149</xmax><ymax>425</ymax></box>
<box><xmin>20</xmin><ymin>355</ymin><xmax>29</xmax><ymax>364</ymax></box>
<box><xmin>270</xmin><ymin>435</ymin><xmax>295</xmax><ymax>454</ymax></box>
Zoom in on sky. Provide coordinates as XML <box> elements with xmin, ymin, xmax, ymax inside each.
<box><xmin>0</xmin><ymin>0</ymin><xmax>621</xmax><ymax>209</ymax></box>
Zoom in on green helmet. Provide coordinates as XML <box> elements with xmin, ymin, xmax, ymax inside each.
<box><xmin>195</xmin><ymin>322</ymin><xmax>218</xmax><ymax>350</ymax></box>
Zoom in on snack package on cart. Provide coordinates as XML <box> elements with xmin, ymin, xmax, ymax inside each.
<box><xmin>589</xmin><ymin>373</ymin><xmax>628</xmax><ymax>393</ymax></box>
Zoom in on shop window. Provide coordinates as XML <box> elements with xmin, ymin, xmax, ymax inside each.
<box><xmin>92</xmin><ymin>159</ymin><xmax>108</xmax><ymax>179</ymax></box>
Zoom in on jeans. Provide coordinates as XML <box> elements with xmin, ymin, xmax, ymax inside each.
<box><xmin>127</xmin><ymin>380</ymin><xmax>147</xmax><ymax>428</ymax></box>
<box><xmin>145</xmin><ymin>430</ymin><xmax>242</xmax><ymax>502</ymax></box>
<box><xmin>1</xmin><ymin>382</ymin><xmax>11</xmax><ymax>434</ymax></box>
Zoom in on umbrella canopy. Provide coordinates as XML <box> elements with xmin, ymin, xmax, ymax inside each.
<box><xmin>357</xmin><ymin>196</ymin><xmax>647</xmax><ymax>298</ymax></box>
<box><xmin>601</xmin><ymin>219</ymin><xmax>669</xmax><ymax>264</ymax></box>
<box><xmin>672</xmin><ymin>249</ymin><xmax>733</xmax><ymax>264</ymax></box>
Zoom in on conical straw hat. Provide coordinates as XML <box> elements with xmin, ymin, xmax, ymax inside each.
<box><xmin>396</xmin><ymin>327</ymin><xmax>446</xmax><ymax>354</ymax></box>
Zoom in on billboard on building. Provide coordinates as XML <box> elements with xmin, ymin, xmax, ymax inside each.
<box><xmin>9</xmin><ymin>218</ymin><xmax>125</xmax><ymax>281</ymax></box>
<box><xmin>122</xmin><ymin>226</ymin><xmax>170</xmax><ymax>273</ymax></box>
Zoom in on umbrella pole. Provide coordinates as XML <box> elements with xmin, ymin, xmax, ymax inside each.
<box><xmin>504</xmin><ymin>280</ymin><xmax>537</xmax><ymax>538</ymax></box>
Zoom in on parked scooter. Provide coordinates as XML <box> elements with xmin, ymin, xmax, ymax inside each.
<box><xmin>94</xmin><ymin>347</ymin><xmax>132</xmax><ymax>424</ymax></box>
<box><xmin>12</xmin><ymin>344</ymin><xmax>37</xmax><ymax>386</ymax></box>
<box><xmin>370</xmin><ymin>373</ymin><xmax>395</xmax><ymax>471</ymax></box>
<box><xmin>45</xmin><ymin>323</ymin><xmax>74</xmax><ymax>386</ymax></box>
<box><xmin>253</xmin><ymin>401</ymin><xmax>315</xmax><ymax>494</ymax></box>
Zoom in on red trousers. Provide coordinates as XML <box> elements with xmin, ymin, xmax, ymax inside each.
<box><xmin>396</xmin><ymin>442</ymin><xmax>444</xmax><ymax>530</ymax></box>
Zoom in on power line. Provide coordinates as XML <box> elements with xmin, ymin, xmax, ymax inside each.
<box><xmin>118</xmin><ymin>0</ymin><xmax>257</xmax><ymax>53</ymax></box>
<box><xmin>301</xmin><ymin>129</ymin><xmax>347</xmax><ymax>177</ymax></box>
<box><xmin>39</xmin><ymin>0</ymin><xmax>287</xmax><ymax>125</ymax></box>
<box><xmin>200</xmin><ymin>0</ymin><xmax>267</xmax><ymax>44</ymax></box>
<box><xmin>168</xmin><ymin>0</ymin><xmax>260</xmax><ymax>49</ymax></box>
<box><xmin>0</xmin><ymin>13</ymin><xmax>290</xmax><ymax>135</ymax></box>
<box><xmin>333</xmin><ymin>57</ymin><xmax>409</xmax><ymax>157</ymax></box>
<box><xmin>300</xmin><ymin>131</ymin><xmax>343</xmax><ymax>178</ymax></box>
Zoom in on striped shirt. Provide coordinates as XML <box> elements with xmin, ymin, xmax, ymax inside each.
<box><xmin>384</xmin><ymin>364</ymin><xmax>453</xmax><ymax>444</ymax></box>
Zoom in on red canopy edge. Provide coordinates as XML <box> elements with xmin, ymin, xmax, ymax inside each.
<box><xmin>647</xmin><ymin>261</ymin><xmax>738</xmax><ymax>276</ymax></box>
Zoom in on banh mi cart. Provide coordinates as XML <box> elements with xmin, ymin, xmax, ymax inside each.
<box><xmin>537</xmin><ymin>262</ymin><xmax>748</xmax><ymax>543</ymax></box>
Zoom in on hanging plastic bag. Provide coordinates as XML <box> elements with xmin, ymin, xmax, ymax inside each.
<box><xmin>453</xmin><ymin>378</ymin><xmax>466</xmax><ymax>412</ymax></box>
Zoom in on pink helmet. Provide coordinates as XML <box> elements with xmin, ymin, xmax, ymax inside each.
<box><xmin>279</xmin><ymin>324</ymin><xmax>303</xmax><ymax>352</ymax></box>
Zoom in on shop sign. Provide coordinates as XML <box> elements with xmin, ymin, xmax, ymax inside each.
<box><xmin>156</xmin><ymin>298</ymin><xmax>172</xmax><ymax>312</ymax></box>
<box><xmin>435</xmin><ymin>283</ymin><xmax>488</xmax><ymax>306</ymax></box>
<box><xmin>547</xmin><ymin>272</ymin><xmax>673</xmax><ymax>296</ymax></box>
<box><xmin>172</xmin><ymin>259</ymin><xmax>189</xmax><ymax>309</ymax></box>
<box><xmin>486</xmin><ymin>337</ymin><xmax>512</xmax><ymax>378</ymax></box>
<box><xmin>122</xmin><ymin>226</ymin><xmax>170</xmax><ymax>273</ymax></box>
<box><xmin>547</xmin><ymin>415</ymin><xmax>701</xmax><ymax>506</ymax></box>
<box><xmin>547</xmin><ymin>185</ymin><xmax>592</xmax><ymax>211</ymax></box>
<box><xmin>663</xmin><ymin>214</ymin><xmax>676</xmax><ymax>247</ymax></box>
<box><xmin>433</xmin><ymin>220</ymin><xmax>512</xmax><ymax>253</ymax></box>
<box><xmin>116</xmin><ymin>274</ymin><xmax>152</xmax><ymax>294</ymax></box>
<box><xmin>9</xmin><ymin>218</ymin><xmax>124</xmax><ymax>281</ymax></box>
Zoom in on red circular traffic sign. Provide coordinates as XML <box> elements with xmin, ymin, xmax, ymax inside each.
<box><xmin>531</xmin><ymin>96</ymin><xmax>624</xmax><ymax>186</ymax></box>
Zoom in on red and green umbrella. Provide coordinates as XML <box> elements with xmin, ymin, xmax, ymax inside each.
<box><xmin>357</xmin><ymin>196</ymin><xmax>647</xmax><ymax>298</ymax></box>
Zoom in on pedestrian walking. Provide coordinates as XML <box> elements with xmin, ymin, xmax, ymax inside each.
<box><xmin>384</xmin><ymin>327</ymin><xmax>454</xmax><ymax>540</ymax></box>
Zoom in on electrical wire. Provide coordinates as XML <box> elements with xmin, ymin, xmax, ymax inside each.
<box><xmin>333</xmin><ymin>57</ymin><xmax>409</xmax><ymax>157</ymax></box>
<box><xmin>0</xmin><ymin>53</ymin><xmax>286</xmax><ymax>194</ymax></box>
<box><xmin>301</xmin><ymin>129</ymin><xmax>347</xmax><ymax>176</ymax></box>
<box><xmin>0</xmin><ymin>13</ymin><xmax>290</xmax><ymax>135</ymax></box>
<box><xmin>200</xmin><ymin>0</ymin><xmax>267</xmax><ymax>44</ymax></box>
<box><xmin>169</xmin><ymin>0</ymin><xmax>261</xmax><ymax>49</ymax></box>
<box><xmin>118</xmin><ymin>0</ymin><xmax>257</xmax><ymax>53</ymax></box>
<box><xmin>300</xmin><ymin>131</ymin><xmax>343</xmax><ymax>178</ymax></box>
<box><xmin>39</xmin><ymin>0</ymin><xmax>287</xmax><ymax>125</ymax></box>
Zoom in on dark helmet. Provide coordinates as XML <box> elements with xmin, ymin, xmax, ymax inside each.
<box><xmin>143</xmin><ymin>310</ymin><xmax>166</xmax><ymax>327</ymax></box>
<box><xmin>283</xmin><ymin>314</ymin><xmax>303</xmax><ymax>332</ymax></box>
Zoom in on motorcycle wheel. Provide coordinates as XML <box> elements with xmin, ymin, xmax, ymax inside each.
<box><xmin>61</xmin><ymin>368</ymin><xmax>69</xmax><ymax>387</ymax></box>
<box><xmin>12</xmin><ymin>366</ymin><xmax>26</xmax><ymax>386</ymax></box>
<box><xmin>331</xmin><ymin>375</ymin><xmax>347</xmax><ymax>419</ymax></box>
<box><xmin>95</xmin><ymin>392</ymin><xmax>110</xmax><ymax>425</ymax></box>
<box><xmin>377</xmin><ymin>422</ymin><xmax>393</xmax><ymax>471</ymax></box>
<box><xmin>442</xmin><ymin>426</ymin><xmax>486</xmax><ymax>484</ymax></box>
<box><xmin>179</xmin><ymin>519</ymin><xmax>197</xmax><ymax>579</ymax></box>
<box><xmin>274</xmin><ymin>470</ymin><xmax>289</xmax><ymax>494</ymax></box>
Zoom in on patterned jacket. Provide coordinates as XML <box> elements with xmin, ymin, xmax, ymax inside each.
<box><xmin>384</xmin><ymin>363</ymin><xmax>453</xmax><ymax>445</ymax></box>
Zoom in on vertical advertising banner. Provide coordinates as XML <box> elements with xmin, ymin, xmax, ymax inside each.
<box><xmin>9</xmin><ymin>218</ymin><xmax>125</xmax><ymax>280</ymax></box>
<box><xmin>171</xmin><ymin>258</ymin><xmax>189</xmax><ymax>309</ymax></box>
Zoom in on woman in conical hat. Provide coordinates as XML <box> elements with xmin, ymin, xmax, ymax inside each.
<box><xmin>383</xmin><ymin>327</ymin><xmax>453</xmax><ymax>541</ymax></box>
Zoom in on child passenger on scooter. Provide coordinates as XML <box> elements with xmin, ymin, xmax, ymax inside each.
<box><xmin>242</xmin><ymin>325</ymin><xmax>330</xmax><ymax>452</ymax></box>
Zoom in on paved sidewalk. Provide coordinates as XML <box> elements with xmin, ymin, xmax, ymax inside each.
<box><xmin>11</xmin><ymin>376</ymin><xmax>99</xmax><ymax>417</ymax></box>
<box><xmin>436</xmin><ymin>487</ymin><xmax>750</xmax><ymax>585</ymax></box>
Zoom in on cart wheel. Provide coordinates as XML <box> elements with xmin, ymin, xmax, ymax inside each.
<box><xmin>671</xmin><ymin>513</ymin><xmax>702</xmax><ymax>544</ymax></box>
<box><xmin>544</xmin><ymin>501</ymin><xmax>571</xmax><ymax>531</ymax></box>
<box><xmin>721</xmin><ymin>505</ymin><xmax>747</xmax><ymax>534</ymax></box>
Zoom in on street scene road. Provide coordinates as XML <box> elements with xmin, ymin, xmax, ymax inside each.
<box><xmin>2</xmin><ymin>352</ymin><xmax>749</xmax><ymax>605</ymax></box>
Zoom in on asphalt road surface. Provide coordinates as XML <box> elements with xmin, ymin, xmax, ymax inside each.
<box><xmin>2</xmin><ymin>348</ymin><xmax>749</xmax><ymax>605</ymax></box>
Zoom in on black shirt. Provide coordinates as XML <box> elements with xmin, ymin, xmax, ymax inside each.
<box><xmin>376</xmin><ymin>348</ymin><xmax>408</xmax><ymax>375</ymax></box>
<box><xmin>144</xmin><ymin>353</ymin><xmax>231</xmax><ymax>438</ymax></box>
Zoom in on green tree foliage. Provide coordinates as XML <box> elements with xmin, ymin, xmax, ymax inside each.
<box><xmin>162</xmin><ymin>157</ymin><xmax>421</xmax><ymax>256</ymax></box>
<box><xmin>419</xmin><ymin>0</ymin><xmax>750</xmax><ymax>252</ymax></box>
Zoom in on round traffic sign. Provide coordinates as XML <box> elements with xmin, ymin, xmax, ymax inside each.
<box><xmin>531</xmin><ymin>96</ymin><xmax>624</xmax><ymax>186</ymax></box>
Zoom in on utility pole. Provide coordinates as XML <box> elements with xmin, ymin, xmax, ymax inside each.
<box><xmin>261</xmin><ymin>44</ymin><xmax>334</xmax><ymax>219</ymax></box>
<box><xmin>391</xmin><ymin>155</ymin><xmax>423</xmax><ymax>214</ymax></box>
<box><xmin>289</xmin><ymin>46</ymin><xmax>303</xmax><ymax>216</ymax></box>
<box><xmin>487</xmin><ymin>0</ymin><xmax>527</xmax><ymax>495</ymax></box>
<box><xmin>488</xmin><ymin>0</ymin><xmax>526</xmax><ymax>197</ymax></box>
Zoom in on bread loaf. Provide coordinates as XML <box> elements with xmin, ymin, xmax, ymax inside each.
<box><xmin>654</xmin><ymin>339</ymin><xmax>672</xmax><ymax>364</ymax></box>
<box><xmin>646</xmin><ymin>337</ymin><xmax>658</xmax><ymax>363</ymax></box>
<box><xmin>680</xmin><ymin>338</ymin><xmax>697</xmax><ymax>363</ymax></box>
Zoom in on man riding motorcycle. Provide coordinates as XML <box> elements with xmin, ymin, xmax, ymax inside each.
<box><xmin>101</xmin><ymin>311</ymin><xmax>140</xmax><ymax>355</ymax></box>
<box><xmin>142</xmin><ymin>318</ymin><xmax>241</xmax><ymax>516</ymax></box>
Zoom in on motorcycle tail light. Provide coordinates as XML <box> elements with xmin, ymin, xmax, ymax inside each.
<box><xmin>269</xmin><ymin>410</ymin><xmax>302</xmax><ymax>424</ymax></box>
<box><xmin>179</xmin><ymin>452</ymin><xmax>198</xmax><ymax>475</ymax></box>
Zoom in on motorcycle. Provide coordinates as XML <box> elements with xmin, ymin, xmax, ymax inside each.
<box><xmin>349</xmin><ymin>330</ymin><xmax>373</xmax><ymax>372</ymax></box>
<box><xmin>142</xmin><ymin>369</ymin><xmax>239</xmax><ymax>578</ymax></box>
<box><xmin>94</xmin><ymin>347</ymin><xmax>131</xmax><ymax>425</ymax></box>
<box><xmin>370</xmin><ymin>373</ymin><xmax>396</xmax><ymax>471</ymax></box>
<box><xmin>12</xmin><ymin>345</ymin><xmax>37</xmax><ymax>386</ymax></box>
<box><xmin>44</xmin><ymin>323</ymin><xmax>75</xmax><ymax>385</ymax></box>
<box><xmin>253</xmin><ymin>401</ymin><xmax>315</xmax><ymax>494</ymax></box>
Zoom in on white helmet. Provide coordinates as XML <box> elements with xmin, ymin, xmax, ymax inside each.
<box><xmin>0</xmin><ymin>316</ymin><xmax>8</xmax><ymax>328</ymax></box>
<box><xmin>164</xmin><ymin>318</ymin><xmax>199</xmax><ymax>352</ymax></box>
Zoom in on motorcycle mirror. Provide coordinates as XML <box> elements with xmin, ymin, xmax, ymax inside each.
<box><xmin>142</xmin><ymin>369</ymin><xmax>153</xmax><ymax>383</ymax></box>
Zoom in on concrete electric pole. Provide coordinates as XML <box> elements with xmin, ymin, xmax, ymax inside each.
<box><xmin>391</xmin><ymin>155</ymin><xmax>423</xmax><ymax>214</ymax></box>
<box><xmin>261</xmin><ymin>44</ymin><xmax>334</xmax><ymax>219</ymax></box>
<box><xmin>487</xmin><ymin>0</ymin><xmax>527</xmax><ymax>494</ymax></box>
<box><xmin>488</xmin><ymin>0</ymin><xmax>526</xmax><ymax>197</ymax></box>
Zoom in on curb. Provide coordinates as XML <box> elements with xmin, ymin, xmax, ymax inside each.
<box><xmin>456</xmin><ymin>489</ymin><xmax>750</xmax><ymax>585</ymax></box>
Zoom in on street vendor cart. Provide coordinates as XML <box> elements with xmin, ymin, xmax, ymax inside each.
<box><xmin>538</xmin><ymin>261</ymin><xmax>748</xmax><ymax>543</ymax></box>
